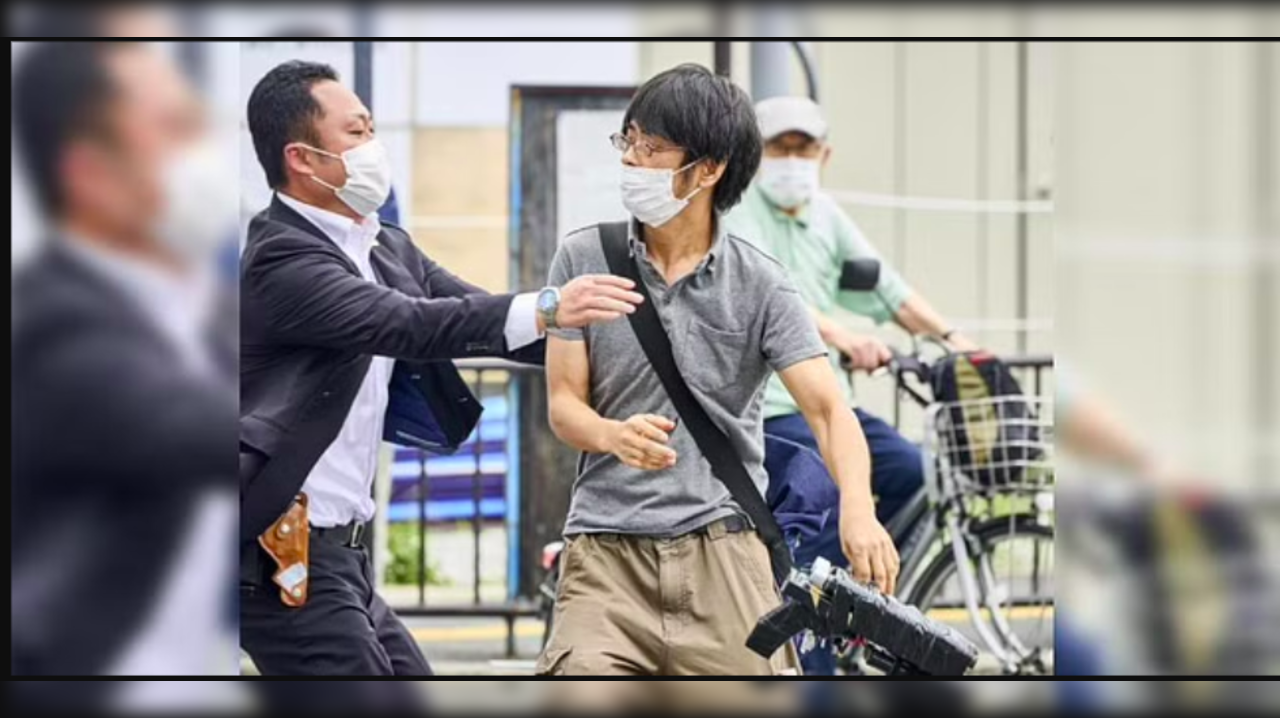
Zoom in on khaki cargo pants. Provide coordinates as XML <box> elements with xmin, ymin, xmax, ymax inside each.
<box><xmin>536</xmin><ymin>518</ymin><xmax>801</xmax><ymax>677</ymax></box>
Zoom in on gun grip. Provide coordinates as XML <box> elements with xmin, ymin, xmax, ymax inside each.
<box><xmin>747</xmin><ymin>601</ymin><xmax>807</xmax><ymax>658</ymax></box>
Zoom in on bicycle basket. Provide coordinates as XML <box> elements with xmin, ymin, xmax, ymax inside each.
<box><xmin>927</xmin><ymin>353</ymin><xmax>1051</xmax><ymax>491</ymax></box>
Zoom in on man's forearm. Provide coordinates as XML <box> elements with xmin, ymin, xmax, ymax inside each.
<box><xmin>894</xmin><ymin>293</ymin><xmax>977</xmax><ymax>350</ymax></box>
<box><xmin>809</xmin><ymin>403</ymin><xmax>876</xmax><ymax>515</ymax></box>
<box><xmin>549</xmin><ymin>394</ymin><xmax>619</xmax><ymax>455</ymax></box>
<box><xmin>780</xmin><ymin>357</ymin><xmax>877</xmax><ymax>513</ymax></box>
<box><xmin>1061</xmin><ymin>392</ymin><xmax>1151</xmax><ymax>475</ymax></box>
<box><xmin>894</xmin><ymin>293</ymin><xmax>948</xmax><ymax>336</ymax></box>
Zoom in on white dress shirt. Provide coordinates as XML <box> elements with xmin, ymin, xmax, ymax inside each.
<box><xmin>277</xmin><ymin>193</ymin><xmax>543</xmax><ymax>527</ymax></box>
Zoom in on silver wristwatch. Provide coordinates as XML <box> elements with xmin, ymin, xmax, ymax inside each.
<box><xmin>536</xmin><ymin>286</ymin><xmax>562</xmax><ymax>330</ymax></box>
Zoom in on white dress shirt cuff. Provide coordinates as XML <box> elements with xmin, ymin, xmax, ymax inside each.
<box><xmin>504</xmin><ymin>292</ymin><xmax>544</xmax><ymax>351</ymax></box>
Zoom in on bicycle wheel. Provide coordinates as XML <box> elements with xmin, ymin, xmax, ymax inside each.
<box><xmin>907</xmin><ymin>513</ymin><xmax>1054</xmax><ymax>675</ymax></box>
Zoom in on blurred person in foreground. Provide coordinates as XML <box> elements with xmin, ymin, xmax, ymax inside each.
<box><xmin>1055</xmin><ymin>367</ymin><xmax>1274</xmax><ymax>700</ymax></box>
<box><xmin>238</xmin><ymin>60</ymin><xmax>640</xmax><ymax>680</ymax></box>
<box><xmin>9</xmin><ymin>5</ymin><xmax>180</xmax><ymax>38</ymax></box>
<box><xmin>540</xmin><ymin>64</ymin><xmax>896</xmax><ymax>679</ymax></box>
<box><xmin>11</xmin><ymin>39</ymin><xmax>238</xmax><ymax>692</ymax></box>
<box><xmin>722</xmin><ymin>96</ymin><xmax>978</xmax><ymax>674</ymax></box>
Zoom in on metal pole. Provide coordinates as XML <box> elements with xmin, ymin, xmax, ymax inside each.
<box><xmin>749</xmin><ymin>5</ymin><xmax>796</xmax><ymax>101</ymax></box>
<box><xmin>176</xmin><ymin>42</ymin><xmax>205</xmax><ymax>88</ymax></box>
<box><xmin>713</xmin><ymin>41</ymin><xmax>732</xmax><ymax>77</ymax></box>
<box><xmin>893</xmin><ymin>42</ymin><xmax>908</xmax><ymax>278</ymax></box>
<box><xmin>791</xmin><ymin>41</ymin><xmax>820</xmax><ymax>103</ymax></box>
<box><xmin>473</xmin><ymin>370</ymin><xmax>485</xmax><ymax>606</ymax></box>
<box><xmin>977</xmin><ymin>43</ymin><xmax>990</xmax><ymax>331</ymax></box>
<box><xmin>353</xmin><ymin>6</ymin><xmax>374</xmax><ymax>39</ymax></box>
<box><xmin>1014</xmin><ymin>42</ymin><xmax>1030</xmax><ymax>356</ymax></box>
<box><xmin>175</xmin><ymin>9</ymin><xmax>206</xmax><ymax>85</ymax></box>
<box><xmin>418</xmin><ymin>451</ymin><xmax>427</xmax><ymax>608</ymax></box>
<box><xmin>712</xmin><ymin>4</ymin><xmax>732</xmax><ymax>76</ymax></box>
<box><xmin>353</xmin><ymin>41</ymin><xmax>373</xmax><ymax>110</ymax></box>
<box><xmin>750</xmin><ymin>41</ymin><xmax>791</xmax><ymax>101</ymax></box>
<box><xmin>1254</xmin><ymin>41</ymin><xmax>1275</xmax><ymax>485</ymax></box>
<box><xmin>353</xmin><ymin>38</ymin><xmax>376</xmax><ymax>566</ymax></box>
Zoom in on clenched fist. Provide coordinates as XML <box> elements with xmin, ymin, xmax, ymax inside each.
<box><xmin>607</xmin><ymin>414</ymin><xmax>678</xmax><ymax>471</ymax></box>
<box><xmin>831</xmin><ymin>327</ymin><xmax>892</xmax><ymax>372</ymax></box>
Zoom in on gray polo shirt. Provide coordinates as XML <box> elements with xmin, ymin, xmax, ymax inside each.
<box><xmin>548</xmin><ymin>218</ymin><xmax>827</xmax><ymax>537</ymax></box>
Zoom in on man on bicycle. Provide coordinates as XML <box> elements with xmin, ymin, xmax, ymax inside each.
<box><xmin>724</xmin><ymin>96</ymin><xmax>978</xmax><ymax>674</ymax></box>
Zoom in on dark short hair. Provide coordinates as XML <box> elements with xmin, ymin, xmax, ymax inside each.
<box><xmin>622</xmin><ymin>63</ymin><xmax>762</xmax><ymax>213</ymax></box>
<box><xmin>247</xmin><ymin>60</ymin><xmax>339</xmax><ymax>189</ymax></box>
<box><xmin>13</xmin><ymin>42</ymin><xmax>130</xmax><ymax>216</ymax></box>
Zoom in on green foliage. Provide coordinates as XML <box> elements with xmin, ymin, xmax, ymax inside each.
<box><xmin>383</xmin><ymin>522</ymin><xmax>449</xmax><ymax>586</ymax></box>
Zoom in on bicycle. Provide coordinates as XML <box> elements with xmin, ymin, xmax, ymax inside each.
<box><xmin>1058</xmin><ymin>480</ymin><xmax>1280</xmax><ymax>681</ymax></box>
<box><xmin>833</xmin><ymin>345</ymin><xmax>1055</xmax><ymax>675</ymax></box>
<box><xmin>794</xmin><ymin>257</ymin><xmax>1053</xmax><ymax>675</ymax></box>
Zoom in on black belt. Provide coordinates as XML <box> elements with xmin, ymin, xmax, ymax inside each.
<box><xmin>567</xmin><ymin>515</ymin><xmax>754</xmax><ymax>544</ymax></box>
<box><xmin>311</xmin><ymin>521</ymin><xmax>367</xmax><ymax>548</ymax></box>
<box><xmin>691</xmin><ymin>513</ymin><xmax>753</xmax><ymax>537</ymax></box>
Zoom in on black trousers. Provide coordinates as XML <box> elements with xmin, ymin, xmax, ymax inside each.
<box><xmin>240</xmin><ymin>535</ymin><xmax>432</xmax><ymax>679</ymax></box>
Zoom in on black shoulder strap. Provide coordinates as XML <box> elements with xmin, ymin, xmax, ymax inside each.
<box><xmin>598</xmin><ymin>221</ymin><xmax>793</xmax><ymax>585</ymax></box>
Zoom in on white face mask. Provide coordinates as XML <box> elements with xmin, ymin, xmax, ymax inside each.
<box><xmin>758</xmin><ymin>156</ymin><xmax>821</xmax><ymax>210</ymax></box>
<box><xmin>620</xmin><ymin>158</ymin><xmax>703</xmax><ymax>228</ymax></box>
<box><xmin>154</xmin><ymin>139</ymin><xmax>238</xmax><ymax>264</ymax></box>
<box><xmin>299</xmin><ymin>138</ymin><xmax>392</xmax><ymax>217</ymax></box>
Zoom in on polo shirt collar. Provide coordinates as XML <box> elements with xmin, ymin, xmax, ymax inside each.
<box><xmin>627</xmin><ymin>213</ymin><xmax>728</xmax><ymax>275</ymax></box>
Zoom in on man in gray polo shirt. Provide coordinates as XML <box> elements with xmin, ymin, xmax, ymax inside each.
<box><xmin>537</xmin><ymin>65</ymin><xmax>897</xmax><ymax>677</ymax></box>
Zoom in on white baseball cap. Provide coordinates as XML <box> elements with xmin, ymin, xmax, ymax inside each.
<box><xmin>755</xmin><ymin>96</ymin><xmax>829</xmax><ymax>141</ymax></box>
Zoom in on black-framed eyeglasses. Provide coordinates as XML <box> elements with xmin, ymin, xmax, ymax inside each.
<box><xmin>610</xmin><ymin>132</ymin><xmax>684</xmax><ymax>159</ymax></box>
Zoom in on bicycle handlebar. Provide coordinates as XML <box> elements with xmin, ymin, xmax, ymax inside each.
<box><xmin>839</xmin><ymin>348</ymin><xmax>1052</xmax><ymax>410</ymax></box>
<box><xmin>840</xmin><ymin>349</ymin><xmax>1053</xmax><ymax>380</ymax></box>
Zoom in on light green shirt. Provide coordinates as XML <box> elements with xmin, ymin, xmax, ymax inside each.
<box><xmin>723</xmin><ymin>182</ymin><xmax>914</xmax><ymax>419</ymax></box>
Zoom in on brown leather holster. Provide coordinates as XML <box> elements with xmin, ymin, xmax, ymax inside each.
<box><xmin>257</xmin><ymin>493</ymin><xmax>310</xmax><ymax>607</ymax></box>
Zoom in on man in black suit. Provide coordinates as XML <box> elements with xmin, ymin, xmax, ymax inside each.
<box><xmin>239</xmin><ymin>60</ymin><xmax>642</xmax><ymax>677</ymax></box>
<box><xmin>11</xmin><ymin>40</ymin><xmax>239</xmax><ymax>691</ymax></box>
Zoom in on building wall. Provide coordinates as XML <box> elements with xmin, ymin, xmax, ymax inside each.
<box><xmin>1055</xmin><ymin>36</ymin><xmax>1278</xmax><ymax>483</ymax></box>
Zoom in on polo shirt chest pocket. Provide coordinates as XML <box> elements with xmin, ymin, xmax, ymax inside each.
<box><xmin>681</xmin><ymin>317</ymin><xmax>753</xmax><ymax>400</ymax></box>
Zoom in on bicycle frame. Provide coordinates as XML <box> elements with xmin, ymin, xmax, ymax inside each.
<box><xmin>893</xmin><ymin>486</ymin><xmax>1051</xmax><ymax>671</ymax></box>
<box><xmin>849</xmin><ymin>350</ymin><xmax>1056</xmax><ymax>674</ymax></box>
<box><xmin>882</xmin><ymin>487</ymin><xmax>937</xmax><ymax>598</ymax></box>
<box><xmin>926</xmin><ymin>397</ymin><xmax>1054</xmax><ymax>672</ymax></box>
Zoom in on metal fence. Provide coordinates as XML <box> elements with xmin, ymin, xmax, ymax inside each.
<box><xmin>390</xmin><ymin>360</ymin><xmax>542</xmax><ymax>658</ymax></box>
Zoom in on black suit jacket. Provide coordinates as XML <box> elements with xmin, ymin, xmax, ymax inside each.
<box><xmin>11</xmin><ymin>245</ymin><xmax>238</xmax><ymax>676</ymax></box>
<box><xmin>239</xmin><ymin>196</ymin><xmax>543</xmax><ymax>543</ymax></box>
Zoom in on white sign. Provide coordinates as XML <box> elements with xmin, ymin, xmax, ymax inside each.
<box><xmin>556</xmin><ymin>109</ymin><xmax>628</xmax><ymax>244</ymax></box>
<box><xmin>416</xmin><ymin>41</ymin><xmax>636</xmax><ymax>127</ymax></box>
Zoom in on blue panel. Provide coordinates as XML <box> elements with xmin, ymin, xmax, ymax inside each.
<box><xmin>387</xmin><ymin>498</ymin><xmax>508</xmax><ymax>523</ymax></box>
